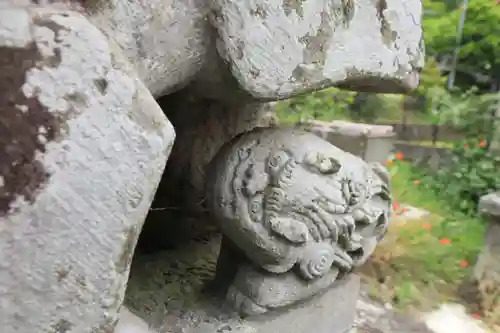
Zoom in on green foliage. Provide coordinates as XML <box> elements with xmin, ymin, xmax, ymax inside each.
<box><xmin>424</xmin><ymin>0</ymin><xmax>500</xmax><ymax>79</ymax></box>
<box><xmin>416</xmin><ymin>57</ymin><xmax>447</xmax><ymax>96</ymax></box>
<box><xmin>364</xmin><ymin>160</ymin><xmax>485</xmax><ymax>312</ymax></box>
<box><xmin>275</xmin><ymin>88</ymin><xmax>356</xmax><ymax>124</ymax></box>
<box><xmin>275</xmin><ymin>88</ymin><xmax>407</xmax><ymax>125</ymax></box>
<box><xmin>350</xmin><ymin>93</ymin><xmax>388</xmax><ymax>123</ymax></box>
<box><xmin>430</xmin><ymin>139</ymin><xmax>500</xmax><ymax>214</ymax></box>
<box><xmin>419</xmin><ymin>88</ymin><xmax>500</xmax><ymax>214</ymax></box>
<box><xmin>410</xmin><ymin>57</ymin><xmax>448</xmax><ymax>118</ymax></box>
<box><xmin>430</xmin><ymin>87</ymin><xmax>497</xmax><ymax>133</ymax></box>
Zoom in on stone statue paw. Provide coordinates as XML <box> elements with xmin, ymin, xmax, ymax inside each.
<box><xmin>227</xmin><ymin>285</ymin><xmax>269</xmax><ymax>317</ymax></box>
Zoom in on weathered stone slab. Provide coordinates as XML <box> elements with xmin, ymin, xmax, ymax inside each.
<box><xmin>302</xmin><ymin>120</ymin><xmax>395</xmax><ymax>163</ymax></box>
<box><xmin>210</xmin><ymin>0</ymin><xmax>423</xmax><ymax>99</ymax></box>
<box><xmin>0</xmin><ymin>7</ymin><xmax>174</xmax><ymax>333</ymax></box>
<box><xmin>6</xmin><ymin>0</ymin><xmax>424</xmax><ymax>100</ymax></box>
<box><xmin>88</xmin><ymin>0</ymin><xmax>210</xmax><ymax>97</ymax></box>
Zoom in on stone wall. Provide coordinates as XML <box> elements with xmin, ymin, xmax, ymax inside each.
<box><xmin>300</xmin><ymin>120</ymin><xmax>395</xmax><ymax>163</ymax></box>
<box><xmin>300</xmin><ymin>120</ymin><xmax>458</xmax><ymax>171</ymax></box>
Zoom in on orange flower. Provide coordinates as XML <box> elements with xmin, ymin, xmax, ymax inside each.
<box><xmin>413</xmin><ymin>180</ymin><xmax>420</xmax><ymax>185</ymax></box>
<box><xmin>439</xmin><ymin>238</ymin><xmax>452</xmax><ymax>245</ymax></box>
<box><xmin>385</xmin><ymin>160</ymin><xmax>394</xmax><ymax>166</ymax></box>
<box><xmin>479</xmin><ymin>140</ymin><xmax>487</xmax><ymax>148</ymax></box>
<box><xmin>395</xmin><ymin>152</ymin><xmax>404</xmax><ymax>160</ymax></box>
<box><xmin>422</xmin><ymin>223</ymin><xmax>432</xmax><ymax>230</ymax></box>
<box><xmin>460</xmin><ymin>260</ymin><xmax>469</xmax><ymax>267</ymax></box>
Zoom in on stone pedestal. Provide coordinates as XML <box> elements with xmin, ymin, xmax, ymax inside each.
<box><xmin>301</xmin><ymin>120</ymin><xmax>395</xmax><ymax>163</ymax></box>
<box><xmin>203</xmin><ymin>127</ymin><xmax>391</xmax><ymax>321</ymax></box>
<box><xmin>211</xmin><ymin>275</ymin><xmax>360</xmax><ymax>333</ymax></box>
<box><xmin>474</xmin><ymin>192</ymin><xmax>500</xmax><ymax>284</ymax></box>
<box><xmin>125</xmin><ymin>234</ymin><xmax>359</xmax><ymax>333</ymax></box>
<box><xmin>165</xmin><ymin>275</ymin><xmax>360</xmax><ymax>333</ymax></box>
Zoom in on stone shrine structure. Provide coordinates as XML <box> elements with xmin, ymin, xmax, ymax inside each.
<box><xmin>0</xmin><ymin>0</ymin><xmax>423</xmax><ymax>332</ymax></box>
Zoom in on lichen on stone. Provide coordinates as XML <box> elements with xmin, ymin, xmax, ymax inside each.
<box><xmin>376</xmin><ymin>0</ymin><xmax>398</xmax><ymax>47</ymax></box>
<box><xmin>282</xmin><ymin>0</ymin><xmax>306</xmax><ymax>18</ymax></box>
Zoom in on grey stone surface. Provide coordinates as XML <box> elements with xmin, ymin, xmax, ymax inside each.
<box><xmin>115</xmin><ymin>308</ymin><xmax>157</xmax><ymax>333</ymax></box>
<box><xmin>8</xmin><ymin>0</ymin><xmax>424</xmax><ymax>100</ymax></box>
<box><xmin>211</xmin><ymin>0</ymin><xmax>424</xmax><ymax>99</ymax></box>
<box><xmin>126</xmin><ymin>233</ymin><xmax>359</xmax><ymax>333</ymax></box>
<box><xmin>302</xmin><ymin>120</ymin><xmax>395</xmax><ymax>163</ymax></box>
<box><xmin>0</xmin><ymin>1</ymin><xmax>424</xmax><ymax>332</ymax></box>
<box><xmin>155</xmin><ymin>93</ymin><xmax>273</xmax><ymax>219</ymax></box>
<box><xmin>206</xmin><ymin>128</ymin><xmax>392</xmax><ymax>316</ymax></box>
<box><xmin>474</xmin><ymin>193</ymin><xmax>500</xmax><ymax>284</ymax></box>
<box><xmin>478</xmin><ymin>192</ymin><xmax>500</xmax><ymax>218</ymax></box>
<box><xmin>169</xmin><ymin>275</ymin><xmax>360</xmax><ymax>333</ymax></box>
<box><xmin>471</xmin><ymin>192</ymin><xmax>500</xmax><ymax>322</ymax></box>
<box><xmin>0</xmin><ymin>7</ymin><xmax>174</xmax><ymax>333</ymax></box>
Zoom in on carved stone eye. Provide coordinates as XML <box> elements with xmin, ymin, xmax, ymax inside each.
<box><xmin>303</xmin><ymin>152</ymin><xmax>341</xmax><ymax>175</ymax></box>
<box><xmin>319</xmin><ymin>157</ymin><xmax>341</xmax><ymax>174</ymax></box>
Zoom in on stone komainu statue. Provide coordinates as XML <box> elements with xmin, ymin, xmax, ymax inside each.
<box><xmin>207</xmin><ymin>128</ymin><xmax>392</xmax><ymax>315</ymax></box>
<box><xmin>0</xmin><ymin>0</ymin><xmax>423</xmax><ymax>332</ymax></box>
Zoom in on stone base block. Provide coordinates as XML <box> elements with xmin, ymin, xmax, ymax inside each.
<box><xmin>125</xmin><ymin>235</ymin><xmax>359</xmax><ymax>333</ymax></box>
<box><xmin>201</xmin><ymin>275</ymin><xmax>359</xmax><ymax>333</ymax></box>
<box><xmin>154</xmin><ymin>275</ymin><xmax>359</xmax><ymax>333</ymax></box>
<box><xmin>474</xmin><ymin>192</ymin><xmax>500</xmax><ymax>283</ymax></box>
